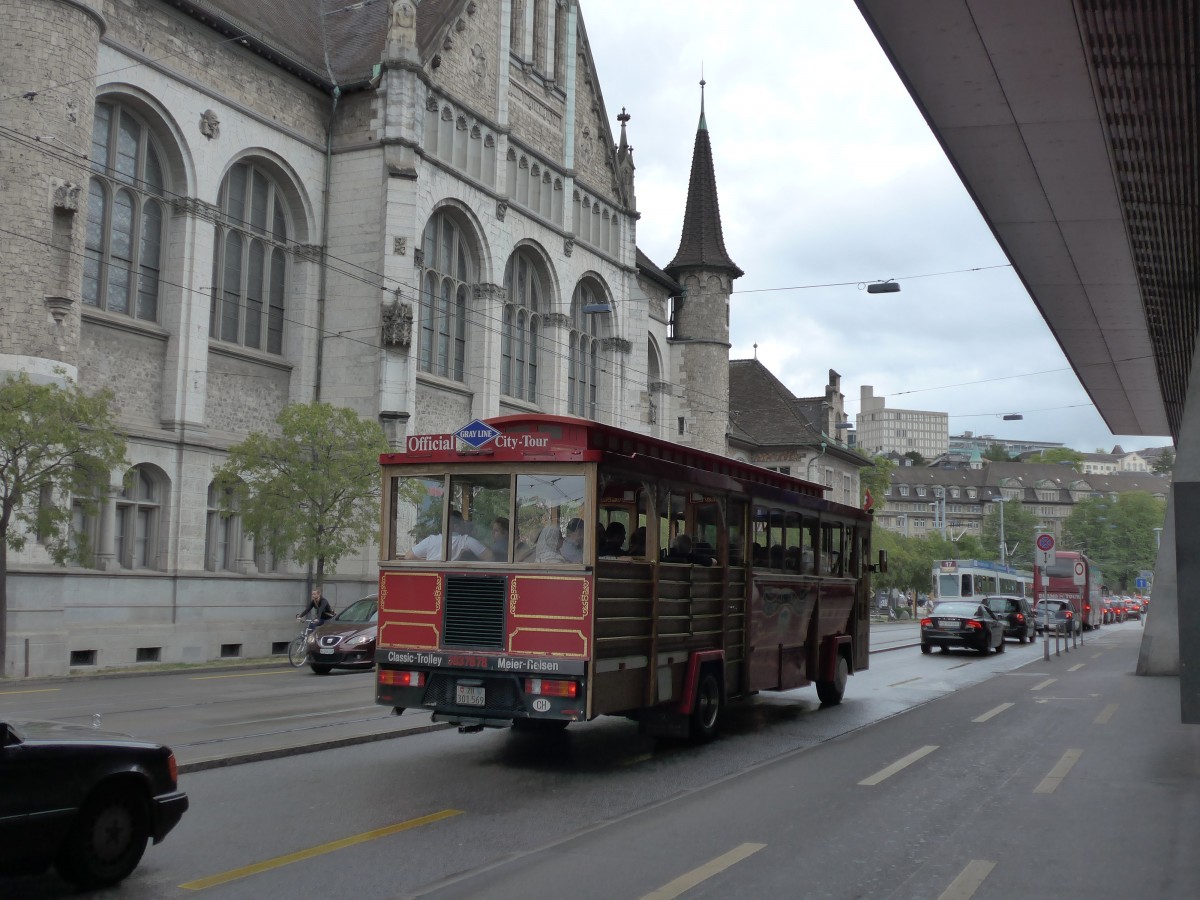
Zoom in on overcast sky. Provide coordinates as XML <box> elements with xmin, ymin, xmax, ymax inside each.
<box><xmin>582</xmin><ymin>1</ymin><xmax>1172</xmax><ymax>456</ymax></box>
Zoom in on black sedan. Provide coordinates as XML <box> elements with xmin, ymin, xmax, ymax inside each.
<box><xmin>921</xmin><ymin>601</ymin><xmax>1007</xmax><ymax>655</ymax></box>
<box><xmin>0</xmin><ymin>719</ymin><xmax>188</xmax><ymax>888</ymax></box>
<box><xmin>983</xmin><ymin>594</ymin><xmax>1037</xmax><ymax>643</ymax></box>
<box><xmin>306</xmin><ymin>595</ymin><xmax>378</xmax><ymax>674</ymax></box>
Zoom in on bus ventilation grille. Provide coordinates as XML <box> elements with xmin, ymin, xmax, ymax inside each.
<box><xmin>443</xmin><ymin>574</ymin><xmax>507</xmax><ymax>649</ymax></box>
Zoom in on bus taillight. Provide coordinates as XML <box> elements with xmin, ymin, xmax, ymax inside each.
<box><xmin>380</xmin><ymin>670</ymin><xmax>425</xmax><ymax>687</ymax></box>
<box><xmin>525</xmin><ymin>678</ymin><xmax>577</xmax><ymax>698</ymax></box>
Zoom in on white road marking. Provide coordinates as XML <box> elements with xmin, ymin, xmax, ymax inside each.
<box><xmin>938</xmin><ymin>859</ymin><xmax>996</xmax><ymax>900</ymax></box>
<box><xmin>973</xmin><ymin>702</ymin><xmax>1013</xmax><ymax>723</ymax></box>
<box><xmin>1094</xmin><ymin>703</ymin><xmax>1119</xmax><ymax>724</ymax></box>
<box><xmin>859</xmin><ymin>745</ymin><xmax>938</xmax><ymax>786</ymax></box>
<box><xmin>1034</xmin><ymin>748</ymin><xmax>1083</xmax><ymax>793</ymax></box>
<box><xmin>1030</xmin><ymin>678</ymin><xmax>1057</xmax><ymax>691</ymax></box>
<box><xmin>640</xmin><ymin>842</ymin><xmax>766</xmax><ymax>900</ymax></box>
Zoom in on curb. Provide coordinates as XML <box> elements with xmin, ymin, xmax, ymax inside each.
<box><xmin>177</xmin><ymin>720</ymin><xmax>454</xmax><ymax>774</ymax></box>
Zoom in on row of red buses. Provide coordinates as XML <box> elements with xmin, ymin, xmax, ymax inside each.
<box><xmin>374</xmin><ymin>415</ymin><xmax>883</xmax><ymax>740</ymax></box>
<box><xmin>1034</xmin><ymin>550</ymin><xmax>1104</xmax><ymax>631</ymax></box>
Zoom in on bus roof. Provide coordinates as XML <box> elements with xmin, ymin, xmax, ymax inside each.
<box><xmin>382</xmin><ymin>413</ymin><xmax>834</xmax><ymax>503</ymax></box>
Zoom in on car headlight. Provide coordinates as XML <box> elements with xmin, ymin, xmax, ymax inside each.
<box><xmin>347</xmin><ymin>634</ymin><xmax>374</xmax><ymax>646</ymax></box>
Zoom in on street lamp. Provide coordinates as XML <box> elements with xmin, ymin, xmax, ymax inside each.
<box><xmin>992</xmin><ymin>496</ymin><xmax>1007</xmax><ymax>566</ymax></box>
<box><xmin>1154</xmin><ymin>526</ymin><xmax>1163</xmax><ymax>550</ymax></box>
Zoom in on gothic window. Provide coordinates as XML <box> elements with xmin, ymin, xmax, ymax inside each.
<box><xmin>568</xmin><ymin>280</ymin><xmax>609</xmax><ymax>418</ymax></box>
<box><xmin>419</xmin><ymin>210</ymin><xmax>474</xmax><ymax>381</ymax></box>
<box><xmin>210</xmin><ymin>161</ymin><xmax>290</xmax><ymax>354</ymax></box>
<box><xmin>116</xmin><ymin>465</ymin><xmax>165</xmax><ymax>570</ymax></box>
<box><xmin>502</xmin><ymin>249</ymin><xmax>544</xmax><ymax>402</ymax></box>
<box><xmin>83</xmin><ymin>101</ymin><xmax>167</xmax><ymax>321</ymax></box>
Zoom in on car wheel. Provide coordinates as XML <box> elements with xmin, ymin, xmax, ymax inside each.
<box><xmin>309</xmin><ymin>664</ymin><xmax>333</xmax><ymax>675</ymax></box>
<box><xmin>921</xmin><ymin>642</ymin><xmax>932</xmax><ymax>655</ymax></box>
<box><xmin>939</xmin><ymin>644</ymin><xmax>950</xmax><ymax>653</ymax></box>
<box><xmin>54</xmin><ymin>784</ymin><xmax>150</xmax><ymax>889</ymax></box>
<box><xmin>816</xmin><ymin>654</ymin><xmax>849</xmax><ymax>706</ymax></box>
<box><xmin>690</xmin><ymin>669</ymin><xmax>722</xmax><ymax>741</ymax></box>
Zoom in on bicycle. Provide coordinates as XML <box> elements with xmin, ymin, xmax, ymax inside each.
<box><xmin>288</xmin><ymin>617</ymin><xmax>320</xmax><ymax>668</ymax></box>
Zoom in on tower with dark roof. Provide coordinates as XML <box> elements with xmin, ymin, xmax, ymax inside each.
<box><xmin>665</xmin><ymin>80</ymin><xmax>743</xmax><ymax>454</ymax></box>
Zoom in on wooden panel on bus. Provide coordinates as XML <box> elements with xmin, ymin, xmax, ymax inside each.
<box><xmin>747</xmin><ymin>578</ymin><xmax>817</xmax><ymax>691</ymax></box>
<box><xmin>378</xmin><ymin>571</ymin><xmax>443</xmax><ymax>650</ymax></box>
<box><xmin>506</xmin><ymin>574</ymin><xmax>591</xmax><ymax>658</ymax></box>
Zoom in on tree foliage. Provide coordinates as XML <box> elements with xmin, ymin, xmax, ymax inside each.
<box><xmin>983</xmin><ymin>443</ymin><xmax>1012</xmax><ymax>462</ymax></box>
<box><xmin>1063</xmin><ymin>493</ymin><xmax>1165</xmax><ymax>592</ymax></box>
<box><xmin>903</xmin><ymin>450</ymin><xmax>926</xmax><ymax>466</ymax></box>
<box><xmin>870</xmin><ymin>528</ymin><xmax>985</xmax><ymax>599</ymax></box>
<box><xmin>213</xmin><ymin>403</ymin><xmax>388</xmax><ymax>589</ymax></box>
<box><xmin>1152</xmin><ymin>449</ymin><xmax>1175</xmax><ymax>474</ymax></box>
<box><xmin>979</xmin><ymin>500</ymin><xmax>1042</xmax><ymax>570</ymax></box>
<box><xmin>0</xmin><ymin>372</ymin><xmax>128</xmax><ymax>673</ymax></box>
<box><xmin>858</xmin><ymin>452</ymin><xmax>894</xmax><ymax>512</ymax></box>
<box><xmin>1031</xmin><ymin>448</ymin><xmax>1084</xmax><ymax>469</ymax></box>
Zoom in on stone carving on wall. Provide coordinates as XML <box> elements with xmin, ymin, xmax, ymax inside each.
<box><xmin>50</xmin><ymin>179</ymin><xmax>81</xmax><ymax>212</ymax></box>
<box><xmin>382</xmin><ymin>298</ymin><xmax>413</xmax><ymax>348</ymax></box>
<box><xmin>601</xmin><ymin>337</ymin><xmax>632</xmax><ymax>354</ymax></box>
<box><xmin>388</xmin><ymin>1</ymin><xmax>417</xmax><ymax>60</ymax></box>
<box><xmin>199</xmin><ymin>109</ymin><xmax>220</xmax><ymax>140</ymax></box>
<box><xmin>563</xmin><ymin>237</ymin><xmax>574</xmax><ymax>257</ymax></box>
<box><xmin>393</xmin><ymin>236</ymin><xmax>407</xmax><ymax>256</ymax></box>
<box><xmin>470</xmin><ymin>43</ymin><xmax>487</xmax><ymax>87</ymax></box>
<box><xmin>496</xmin><ymin>200</ymin><xmax>508</xmax><ymax>221</ymax></box>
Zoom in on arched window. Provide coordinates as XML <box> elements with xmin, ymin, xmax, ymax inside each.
<box><xmin>419</xmin><ymin>209</ymin><xmax>474</xmax><ymax>381</ymax></box>
<box><xmin>210</xmin><ymin>161</ymin><xmax>290</xmax><ymax>354</ymax></box>
<box><xmin>83</xmin><ymin>101</ymin><xmax>167</xmax><ymax>321</ymax></box>
<box><xmin>568</xmin><ymin>280</ymin><xmax>608</xmax><ymax>418</ymax></box>
<box><xmin>116</xmin><ymin>465</ymin><xmax>164</xmax><ymax>569</ymax></box>
<box><xmin>502</xmin><ymin>249</ymin><xmax>544</xmax><ymax>402</ymax></box>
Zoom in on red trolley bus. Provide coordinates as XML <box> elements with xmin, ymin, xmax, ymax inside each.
<box><xmin>1034</xmin><ymin>550</ymin><xmax>1104</xmax><ymax>631</ymax></box>
<box><xmin>374</xmin><ymin>415</ymin><xmax>882</xmax><ymax>740</ymax></box>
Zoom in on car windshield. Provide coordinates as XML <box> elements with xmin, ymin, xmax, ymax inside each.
<box><xmin>334</xmin><ymin>597</ymin><xmax>378</xmax><ymax>624</ymax></box>
<box><xmin>931</xmin><ymin>602</ymin><xmax>980</xmax><ymax>617</ymax></box>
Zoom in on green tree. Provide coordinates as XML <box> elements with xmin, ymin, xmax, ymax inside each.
<box><xmin>214</xmin><ymin>403</ymin><xmax>388</xmax><ymax>591</ymax></box>
<box><xmin>903</xmin><ymin>450</ymin><xmax>926</xmax><ymax>466</ymax></box>
<box><xmin>1152</xmin><ymin>449</ymin><xmax>1175</xmax><ymax>474</ymax></box>
<box><xmin>1032</xmin><ymin>448</ymin><xmax>1084</xmax><ymax>469</ymax></box>
<box><xmin>0</xmin><ymin>372</ymin><xmax>127</xmax><ymax>674</ymax></box>
<box><xmin>979</xmin><ymin>499</ymin><xmax>1041</xmax><ymax>570</ymax></box>
<box><xmin>858</xmin><ymin>452</ymin><xmax>894</xmax><ymax>512</ymax></box>
<box><xmin>1063</xmin><ymin>493</ymin><xmax>1165</xmax><ymax>592</ymax></box>
<box><xmin>983</xmin><ymin>443</ymin><xmax>1012</xmax><ymax>462</ymax></box>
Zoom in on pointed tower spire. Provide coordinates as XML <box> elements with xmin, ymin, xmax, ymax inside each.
<box><xmin>666</xmin><ymin>79</ymin><xmax>742</xmax><ymax>277</ymax></box>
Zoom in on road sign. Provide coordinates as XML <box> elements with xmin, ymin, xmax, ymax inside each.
<box><xmin>1036</xmin><ymin>532</ymin><xmax>1056</xmax><ymax>567</ymax></box>
<box><xmin>1136</xmin><ymin>577</ymin><xmax>1149</xmax><ymax>589</ymax></box>
<box><xmin>1073</xmin><ymin>560</ymin><xmax>1086</xmax><ymax>585</ymax></box>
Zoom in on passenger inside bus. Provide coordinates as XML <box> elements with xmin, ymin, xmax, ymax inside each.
<box><xmin>408</xmin><ymin>510</ymin><xmax>494</xmax><ymax>561</ymax></box>
<box><xmin>627</xmin><ymin>526</ymin><xmax>647</xmax><ymax>558</ymax></box>
<box><xmin>561</xmin><ymin>518</ymin><xmax>585</xmax><ymax>562</ymax></box>
<box><xmin>533</xmin><ymin>524</ymin><xmax>566</xmax><ymax>562</ymax></box>
<box><xmin>602</xmin><ymin>521</ymin><xmax>626</xmax><ymax>556</ymax></box>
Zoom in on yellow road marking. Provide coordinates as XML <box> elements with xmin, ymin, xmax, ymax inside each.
<box><xmin>1068</xmin><ymin>663</ymin><xmax>1084</xmax><ymax>672</ymax></box>
<box><xmin>859</xmin><ymin>745</ymin><xmax>938</xmax><ymax>786</ymax></box>
<box><xmin>1030</xmin><ymin>678</ymin><xmax>1056</xmax><ymax>691</ymax></box>
<box><xmin>1034</xmin><ymin>749</ymin><xmax>1083</xmax><ymax>794</ymax></box>
<box><xmin>1094</xmin><ymin>703</ymin><xmax>1119</xmax><ymax>724</ymax></box>
<box><xmin>640</xmin><ymin>842</ymin><xmax>766</xmax><ymax>900</ymax></box>
<box><xmin>0</xmin><ymin>687</ymin><xmax>61</xmax><ymax>696</ymax></box>
<box><xmin>973</xmin><ymin>702</ymin><xmax>1013</xmax><ymax>723</ymax></box>
<box><xmin>938</xmin><ymin>859</ymin><xmax>996</xmax><ymax>900</ymax></box>
<box><xmin>190</xmin><ymin>670</ymin><xmax>296</xmax><ymax>680</ymax></box>
<box><xmin>179</xmin><ymin>809</ymin><xmax>462</xmax><ymax>890</ymax></box>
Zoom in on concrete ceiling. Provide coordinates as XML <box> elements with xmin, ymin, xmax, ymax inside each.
<box><xmin>855</xmin><ymin>0</ymin><xmax>1197</xmax><ymax>442</ymax></box>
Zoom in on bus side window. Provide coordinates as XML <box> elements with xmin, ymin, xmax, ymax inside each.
<box><xmin>784</xmin><ymin>511</ymin><xmax>802</xmax><ymax>571</ymax></box>
<box><xmin>751</xmin><ymin>505</ymin><xmax>769</xmax><ymax>567</ymax></box>
<box><xmin>802</xmin><ymin>518</ymin><xmax>817</xmax><ymax>574</ymax></box>
<box><xmin>961</xmin><ymin>574</ymin><xmax>972</xmax><ymax>597</ymax></box>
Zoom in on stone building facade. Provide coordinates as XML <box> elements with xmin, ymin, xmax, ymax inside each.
<box><xmin>0</xmin><ymin>0</ymin><xmax>738</xmax><ymax>675</ymax></box>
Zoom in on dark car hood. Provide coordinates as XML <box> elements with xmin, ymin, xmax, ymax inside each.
<box><xmin>314</xmin><ymin>622</ymin><xmax>376</xmax><ymax>641</ymax></box>
<box><xmin>6</xmin><ymin>719</ymin><xmax>164</xmax><ymax>750</ymax></box>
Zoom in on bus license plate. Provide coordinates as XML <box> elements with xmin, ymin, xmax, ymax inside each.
<box><xmin>456</xmin><ymin>684</ymin><xmax>485</xmax><ymax>707</ymax></box>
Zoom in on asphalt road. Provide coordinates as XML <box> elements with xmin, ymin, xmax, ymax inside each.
<box><xmin>6</xmin><ymin>619</ymin><xmax>1185</xmax><ymax>899</ymax></box>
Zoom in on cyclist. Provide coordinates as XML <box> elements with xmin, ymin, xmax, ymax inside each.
<box><xmin>298</xmin><ymin>589</ymin><xmax>335</xmax><ymax>626</ymax></box>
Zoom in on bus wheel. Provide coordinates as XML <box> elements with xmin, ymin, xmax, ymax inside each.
<box><xmin>816</xmin><ymin>654</ymin><xmax>849</xmax><ymax>706</ymax></box>
<box><xmin>690</xmin><ymin>670</ymin><xmax>722</xmax><ymax>742</ymax></box>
